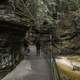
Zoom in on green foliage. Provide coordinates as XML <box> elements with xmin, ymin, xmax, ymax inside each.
<box><xmin>14</xmin><ymin>0</ymin><xmax>80</xmax><ymax>54</ymax></box>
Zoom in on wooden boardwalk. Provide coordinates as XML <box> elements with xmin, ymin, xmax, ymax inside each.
<box><xmin>2</xmin><ymin>46</ymin><xmax>52</xmax><ymax>80</ymax></box>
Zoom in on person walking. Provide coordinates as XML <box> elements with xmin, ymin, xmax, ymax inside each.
<box><xmin>35</xmin><ymin>38</ymin><xmax>40</xmax><ymax>56</ymax></box>
<box><xmin>23</xmin><ymin>39</ymin><xmax>30</xmax><ymax>56</ymax></box>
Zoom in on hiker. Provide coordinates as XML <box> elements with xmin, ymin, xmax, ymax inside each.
<box><xmin>35</xmin><ymin>38</ymin><xmax>40</xmax><ymax>56</ymax></box>
<box><xmin>23</xmin><ymin>39</ymin><xmax>30</xmax><ymax>56</ymax></box>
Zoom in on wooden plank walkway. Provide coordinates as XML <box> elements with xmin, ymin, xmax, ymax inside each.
<box><xmin>2</xmin><ymin>46</ymin><xmax>52</xmax><ymax>80</ymax></box>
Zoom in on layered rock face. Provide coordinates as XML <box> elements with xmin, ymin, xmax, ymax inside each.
<box><xmin>0</xmin><ymin>0</ymin><xmax>26</xmax><ymax>69</ymax></box>
<box><xmin>56</xmin><ymin>13</ymin><xmax>80</xmax><ymax>55</ymax></box>
<box><xmin>0</xmin><ymin>0</ymin><xmax>21</xmax><ymax>24</ymax></box>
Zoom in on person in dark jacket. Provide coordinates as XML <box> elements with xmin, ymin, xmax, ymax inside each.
<box><xmin>24</xmin><ymin>39</ymin><xmax>30</xmax><ymax>55</ymax></box>
<box><xmin>35</xmin><ymin>38</ymin><xmax>40</xmax><ymax>56</ymax></box>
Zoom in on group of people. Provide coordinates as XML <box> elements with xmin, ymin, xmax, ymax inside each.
<box><xmin>23</xmin><ymin>38</ymin><xmax>41</xmax><ymax>56</ymax></box>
